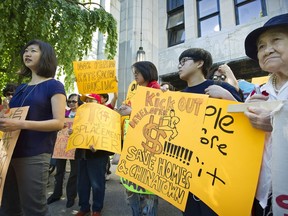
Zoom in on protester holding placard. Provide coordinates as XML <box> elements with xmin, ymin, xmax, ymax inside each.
<box><xmin>74</xmin><ymin>93</ymin><xmax>109</xmax><ymax>216</ymax></box>
<box><xmin>244</xmin><ymin>13</ymin><xmax>288</xmax><ymax>216</ymax></box>
<box><xmin>47</xmin><ymin>93</ymin><xmax>83</xmax><ymax>208</ymax></box>
<box><xmin>0</xmin><ymin>40</ymin><xmax>66</xmax><ymax>216</ymax></box>
<box><xmin>118</xmin><ymin>61</ymin><xmax>161</xmax><ymax>216</ymax></box>
<box><xmin>177</xmin><ymin>48</ymin><xmax>242</xmax><ymax>216</ymax></box>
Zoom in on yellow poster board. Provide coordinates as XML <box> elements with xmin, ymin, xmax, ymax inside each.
<box><xmin>116</xmin><ymin>87</ymin><xmax>265</xmax><ymax>215</ymax></box>
<box><xmin>124</xmin><ymin>80</ymin><xmax>138</xmax><ymax>106</ymax></box>
<box><xmin>251</xmin><ymin>75</ymin><xmax>270</xmax><ymax>85</ymax></box>
<box><xmin>52</xmin><ymin>118</ymin><xmax>75</xmax><ymax>160</ymax></box>
<box><xmin>0</xmin><ymin>106</ymin><xmax>29</xmax><ymax>205</ymax></box>
<box><xmin>190</xmin><ymin>98</ymin><xmax>265</xmax><ymax>216</ymax></box>
<box><xmin>66</xmin><ymin>103</ymin><xmax>121</xmax><ymax>154</ymax></box>
<box><xmin>116</xmin><ymin>86</ymin><xmax>209</xmax><ymax>210</ymax></box>
<box><xmin>73</xmin><ymin>60</ymin><xmax>118</xmax><ymax>94</ymax></box>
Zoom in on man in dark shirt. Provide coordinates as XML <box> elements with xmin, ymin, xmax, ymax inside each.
<box><xmin>178</xmin><ymin>48</ymin><xmax>242</xmax><ymax>216</ymax></box>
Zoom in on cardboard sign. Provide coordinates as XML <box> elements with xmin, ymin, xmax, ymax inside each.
<box><xmin>73</xmin><ymin>60</ymin><xmax>118</xmax><ymax>94</ymax></box>
<box><xmin>116</xmin><ymin>87</ymin><xmax>266</xmax><ymax>215</ymax></box>
<box><xmin>251</xmin><ymin>76</ymin><xmax>270</xmax><ymax>85</ymax></box>
<box><xmin>66</xmin><ymin>103</ymin><xmax>121</xmax><ymax>154</ymax></box>
<box><xmin>271</xmin><ymin>101</ymin><xmax>288</xmax><ymax>215</ymax></box>
<box><xmin>0</xmin><ymin>106</ymin><xmax>29</xmax><ymax>205</ymax></box>
<box><xmin>52</xmin><ymin>118</ymin><xmax>75</xmax><ymax>160</ymax></box>
<box><xmin>124</xmin><ymin>80</ymin><xmax>138</xmax><ymax>106</ymax></box>
<box><xmin>190</xmin><ymin>98</ymin><xmax>265</xmax><ymax>216</ymax></box>
<box><xmin>116</xmin><ymin>86</ymin><xmax>209</xmax><ymax>210</ymax></box>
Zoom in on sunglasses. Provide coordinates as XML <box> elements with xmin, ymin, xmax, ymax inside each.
<box><xmin>212</xmin><ymin>74</ymin><xmax>227</xmax><ymax>81</ymax></box>
<box><xmin>5</xmin><ymin>92</ymin><xmax>14</xmax><ymax>97</ymax></box>
<box><xmin>67</xmin><ymin>100</ymin><xmax>78</xmax><ymax>104</ymax></box>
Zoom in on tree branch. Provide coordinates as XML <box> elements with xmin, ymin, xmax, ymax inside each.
<box><xmin>65</xmin><ymin>0</ymin><xmax>105</xmax><ymax>10</ymax></box>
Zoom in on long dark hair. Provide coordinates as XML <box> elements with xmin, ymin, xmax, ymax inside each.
<box><xmin>132</xmin><ymin>61</ymin><xmax>158</xmax><ymax>82</ymax></box>
<box><xmin>19</xmin><ymin>39</ymin><xmax>57</xmax><ymax>78</ymax></box>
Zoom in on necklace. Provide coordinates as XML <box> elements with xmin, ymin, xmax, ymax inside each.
<box><xmin>20</xmin><ymin>83</ymin><xmax>39</xmax><ymax>106</ymax></box>
<box><xmin>272</xmin><ymin>75</ymin><xmax>280</xmax><ymax>94</ymax></box>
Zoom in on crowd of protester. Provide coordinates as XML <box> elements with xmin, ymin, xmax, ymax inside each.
<box><xmin>0</xmin><ymin>13</ymin><xmax>287</xmax><ymax>216</ymax></box>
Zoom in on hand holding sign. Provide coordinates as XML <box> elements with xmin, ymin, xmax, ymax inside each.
<box><xmin>116</xmin><ymin>87</ymin><xmax>266</xmax><ymax>216</ymax></box>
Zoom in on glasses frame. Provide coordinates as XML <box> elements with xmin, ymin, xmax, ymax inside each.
<box><xmin>212</xmin><ymin>74</ymin><xmax>227</xmax><ymax>81</ymax></box>
<box><xmin>179</xmin><ymin>57</ymin><xmax>194</xmax><ymax>66</ymax></box>
<box><xmin>67</xmin><ymin>100</ymin><xmax>78</xmax><ymax>104</ymax></box>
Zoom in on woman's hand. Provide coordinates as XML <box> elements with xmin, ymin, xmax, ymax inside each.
<box><xmin>89</xmin><ymin>145</ymin><xmax>97</xmax><ymax>153</ymax></box>
<box><xmin>118</xmin><ymin>104</ymin><xmax>132</xmax><ymax>116</ymax></box>
<box><xmin>0</xmin><ymin>118</ymin><xmax>22</xmax><ymax>132</ymax></box>
<box><xmin>160</xmin><ymin>84</ymin><xmax>169</xmax><ymax>92</ymax></box>
<box><xmin>244</xmin><ymin>107</ymin><xmax>272</xmax><ymax>132</ymax></box>
<box><xmin>246</xmin><ymin>94</ymin><xmax>269</xmax><ymax>103</ymax></box>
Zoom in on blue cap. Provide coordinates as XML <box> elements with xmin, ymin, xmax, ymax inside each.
<box><xmin>245</xmin><ymin>13</ymin><xmax>288</xmax><ymax>61</ymax></box>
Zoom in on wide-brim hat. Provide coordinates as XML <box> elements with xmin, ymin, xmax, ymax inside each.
<box><xmin>80</xmin><ymin>94</ymin><xmax>101</xmax><ymax>103</ymax></box>
<box><xmin>245</xmin><ymin>13</ymin><xmax>288</xmax><ymax>61</ymax></box>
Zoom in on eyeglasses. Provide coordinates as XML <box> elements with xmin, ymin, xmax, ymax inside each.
<box><xmin>212</xmin><ymin>74</ymin><xmax>227</xmax><ymax>81</ymax></box>
<box><xmin>133</xmin><ymin>70</ymin><xmax>140</xmax><ymax>76</ymax></box>
<box><xmin>67</xmin><ymin>100</ymin><xmax>78</xmax><ymax>104</ymax></box>
<box><xmin>179</xmin><ymin>57</ymin><xmax>194</xmax><ymax>66</ymax></box>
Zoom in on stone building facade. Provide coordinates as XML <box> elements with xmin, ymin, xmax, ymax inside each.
<box><xmin>116</xmin><ymin>0</ymin><xmax>288</xmax><ymax>103</ymax></box>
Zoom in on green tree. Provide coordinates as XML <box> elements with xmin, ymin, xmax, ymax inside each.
<box><xmin>0</xmin><ymin>0</ymin><xmax>118</xmax><ymax>92</ymax></box>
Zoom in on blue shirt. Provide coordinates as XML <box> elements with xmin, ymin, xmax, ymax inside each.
<box><xmin>9</xmin><ymin>79</ymin><xmax>66</xmax><ymax>158</ymax></box>
<box><xmin>182</xmin><ymin>80</ymin><xmax>242</xmax><ymax>102</ymax></box>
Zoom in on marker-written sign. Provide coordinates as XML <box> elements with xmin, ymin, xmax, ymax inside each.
<box><xmin>0</xmin><ymin>106</ymin><xmax>29</xmax><ymax>205</ymax></box>
<box><xmin>73</xmin><ymin>60</ymin><xmax>118</xmax><ymax>94</ymax></box>
<box><xmin>116</xmin><ymin>87</ymin><xmax>266</xmax><ymax>215</ymax></box>
<box><xmin>66</xmin><ymin>103</ymin><xmax>121</xmax><ymax>154</ymax></box>
<box><xmin>190</xmin><ymin>98</ymin><xmax>265</xmax><ymax>216</ymax></box>
<box><xmin>116</xmin><ymin>86</ymin><xmax>209</xmax><ymax>211</ymax></box>
<box><xmin>52</xmin><ymin>118</ymin><xmax>75</xmax><ymax>160</ymax></box>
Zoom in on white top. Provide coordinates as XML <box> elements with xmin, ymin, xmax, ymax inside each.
<box><xmin>256</xmin><ymin>76</ymin><xmax>288</xmax><ymax>208</ymax></box>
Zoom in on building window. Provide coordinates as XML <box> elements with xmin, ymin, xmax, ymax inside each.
<box><xmin>197</xmin><ymin>0</ymin><xmax>221</xmax><ymax>37</ymax></box>
<box><xmin>167</xmin><ymin>0</ymin><xmax>185</xmax><ymax>47</ymax></box>
<box><xmin>235</xmin><ymin>0</ymin><xmax>267</xmax><ymax>25</ymax></box>
<box><xmin>167</xmin><ymin>0</ymin><xmax>184</xmax><ymax>12</ymax></box>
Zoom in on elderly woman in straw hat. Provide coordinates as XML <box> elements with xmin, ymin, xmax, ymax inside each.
<box><xmin>244</xmin><ymin>13</ymin><xmax>288</xmax><ymax>216</ymax></box>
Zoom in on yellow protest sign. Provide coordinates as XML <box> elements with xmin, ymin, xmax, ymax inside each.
<box><xmin>124</xmin><ymin>80</ymin><xmax>138</xmax><ymax>106</ymax></box>
<box><xmin>190</xmin><ymin>98</ymin><xmax>265</xmax><ymax>216</ymax></box>
<box><xmin>251</xmin><ymin>75</ymin><xmax>270</xmax><ymax>85</ymax></box>
<box><xmin>116</xmin><ymin>87</ymin><xmax>266</xmax><ymax>215</ymax></box>
<box><xmin>0</xmin><ymin>106</ymin><xmax>29</xmax><ymax>205</ymax></box>
<box><xmin>66</xmin><ymin>103</ymin><xmax>121</xmax><ymax>154</ymax></box>
<box><xmin>52</xmin><ymin>118</ymin><xmax>75</xmax><ymax>160</ymax></box>
<box><xmin>116</xmin><ymin>86</ymin><xmax>209</xmax><ymax>211</ymax></box>
<box><xmin>73</xmin><ymin>60</ymin><xmax>118</xmax><ymax>94</ymax></box>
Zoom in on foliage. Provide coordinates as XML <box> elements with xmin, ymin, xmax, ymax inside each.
<box><xmin>0</xmin><ymin>0</ymin><xmax>118</xmax><ymax>92</ymax></box>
